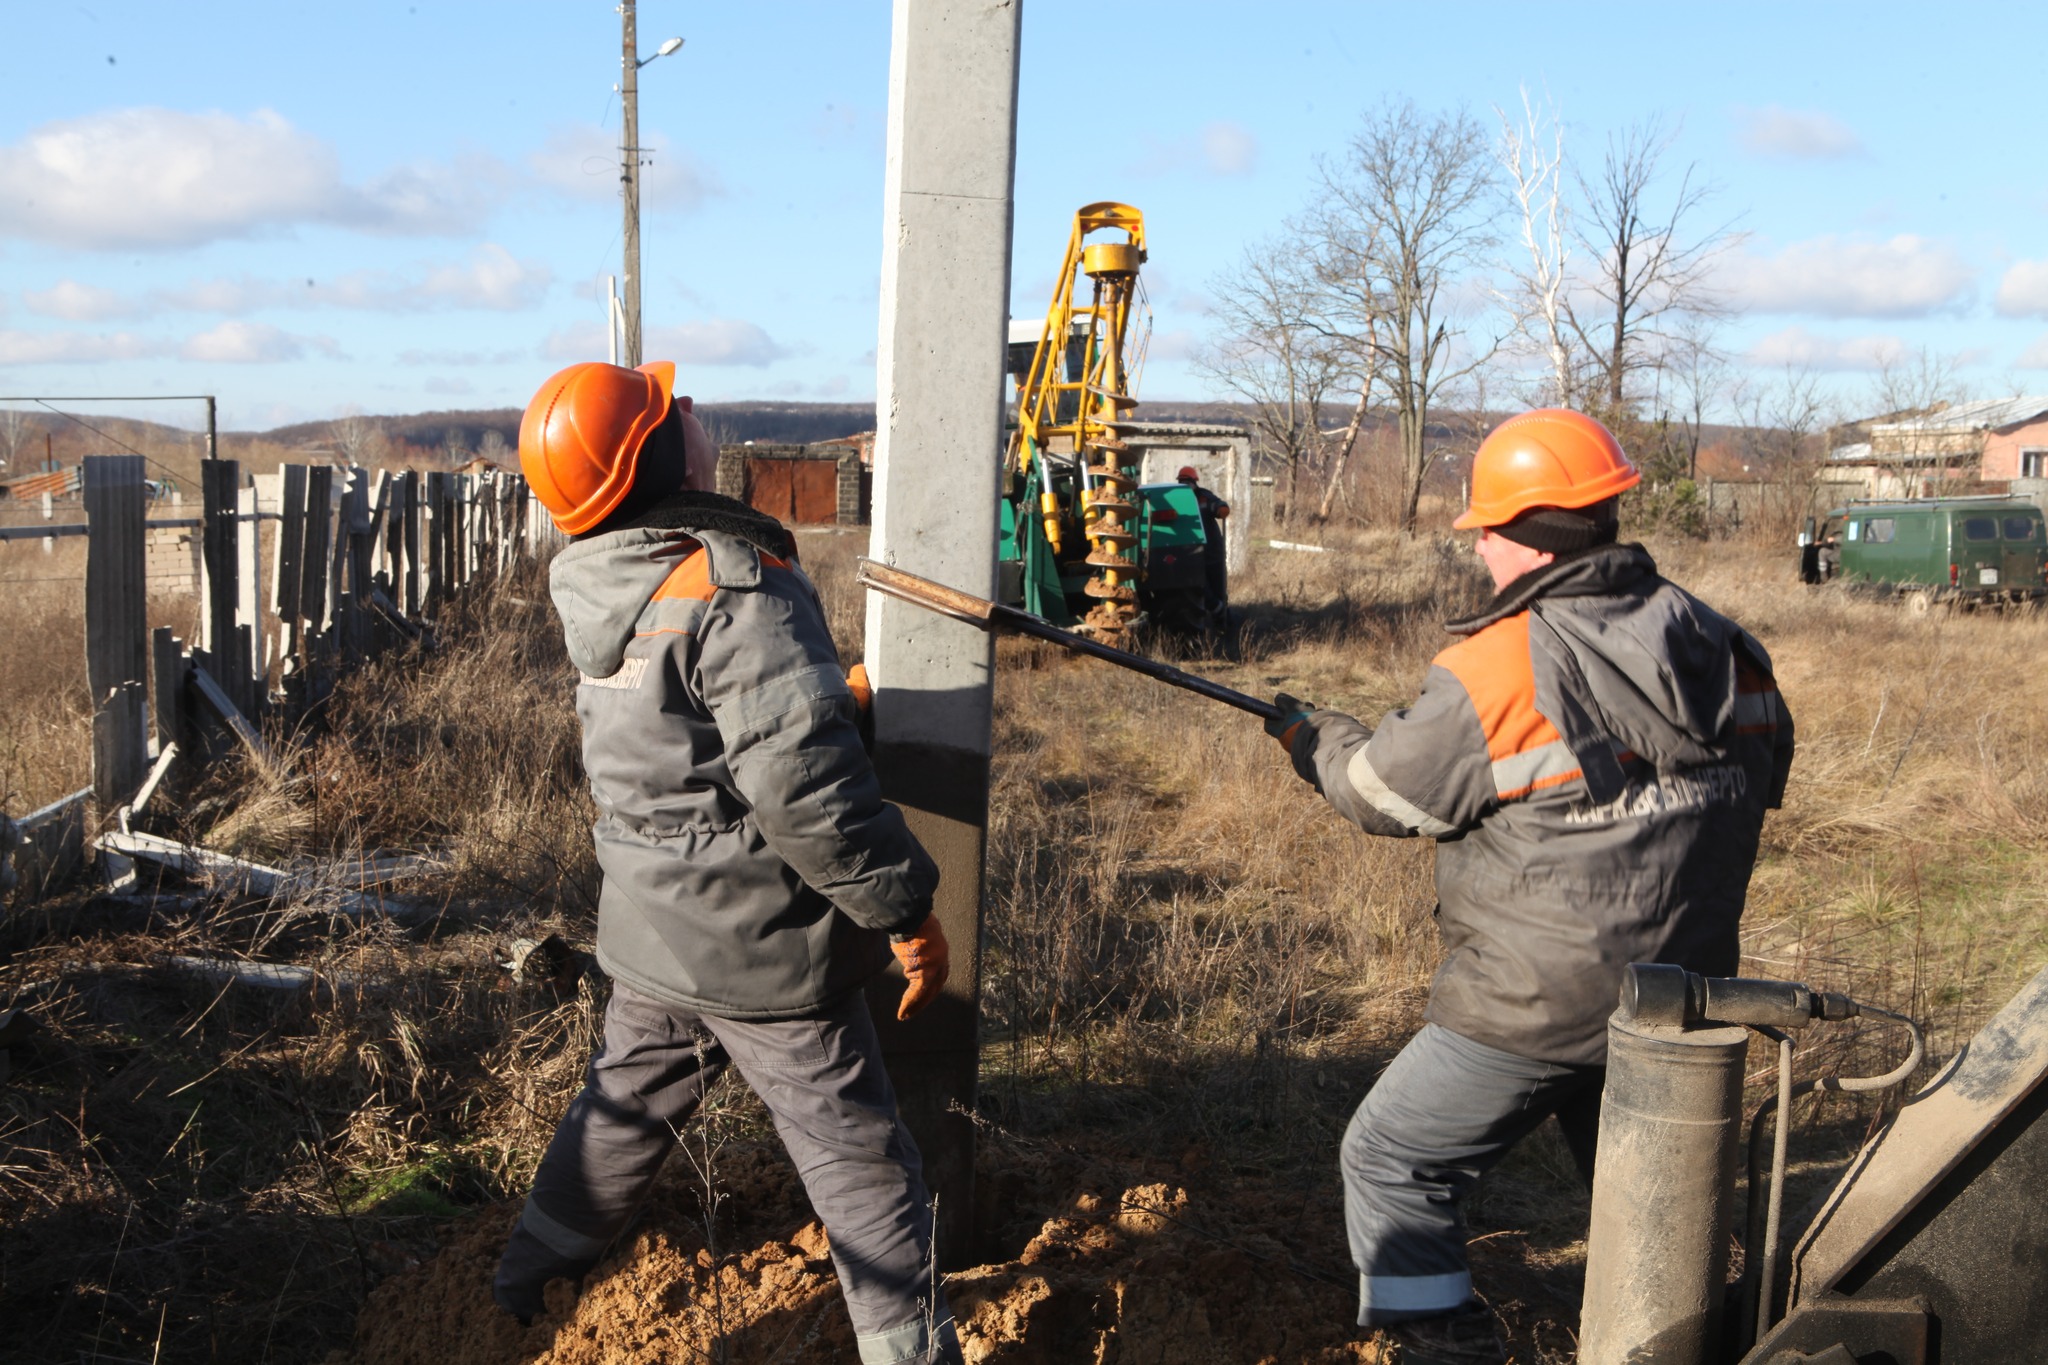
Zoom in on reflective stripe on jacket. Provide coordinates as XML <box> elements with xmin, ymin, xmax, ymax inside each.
<box><xmin>1291</xmin><ymin>544</ymin><xmax>1793</xmax><ymax>1065</ymax></box>
<box><xmin>549</xmin><ymin>501</ymin><xmax>938</xmax><ymax>1019</ymax></box>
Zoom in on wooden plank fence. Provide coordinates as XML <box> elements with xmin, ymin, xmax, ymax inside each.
<box><xmin>4</xmin><ymin>455</ymin><xmax>566</xmax><ymax>895</ymax></box>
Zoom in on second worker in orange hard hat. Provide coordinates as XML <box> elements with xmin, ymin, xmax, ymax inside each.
<box><xmin>496</xmin><ymin>359</ymin><xmax>962</xmax><ymax>1365</ymax></box>
<box><xmin>1262</xmin><ymin>408</ymin><xmax>1795</xmax><ymax>1364</ymax></box>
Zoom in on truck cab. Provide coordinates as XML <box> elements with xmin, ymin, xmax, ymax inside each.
<box><xmin>1802</xmin><ymin>497</ymin><xmax>2047</xmax><ymax>607</ymax></box>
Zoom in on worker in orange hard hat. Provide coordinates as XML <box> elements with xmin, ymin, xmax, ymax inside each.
<box><xmin>500</xmin><ymin>359</ymin><xmax>963</xmax><ymax>1364</ymax></box>
<box><xmin>1176</xmin><ymin>464</ymin><xmax>1232</xmax><ymax>623</ymax></box>
<box><xmin>1263</xmin><ymin>409</ymin><xmax>1794</xmax><ymax>1364</ymax></box>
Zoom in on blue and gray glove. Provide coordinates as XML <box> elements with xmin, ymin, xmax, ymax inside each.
<box><xmin>1264</xmin><ymin>692</ymin><xmax>1313</xmax><ymax>751</ymax></box>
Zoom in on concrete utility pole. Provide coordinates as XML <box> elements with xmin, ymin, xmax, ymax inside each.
<box><xmin>864</xmin><ymin>0</ymin><xmax>1021</xmax><ymax>1268</ymax></box>
<box><xmin>619</xmin><ymin>1</ymin><xmax>643</xmax><ymax>368</ymax></box>
<box><xmin>616</xmin><ymin>4</ymin><xmax>682</xmax><ymax>368</ymax></box>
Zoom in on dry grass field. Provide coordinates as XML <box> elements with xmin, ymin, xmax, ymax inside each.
<box><xmin>2</xmin><ymin>515</ymin><xmax>2045</xmax><ymax>1362</ymax></box>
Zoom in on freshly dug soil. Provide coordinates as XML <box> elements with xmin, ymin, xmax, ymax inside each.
<box><xmin>340</xmin><ymin>1136</ymin><xmax>1392</xmax><ymax>1365</ymax></box>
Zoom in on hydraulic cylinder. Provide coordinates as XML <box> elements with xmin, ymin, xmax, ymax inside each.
<box><xmin>1579</xmin><ymin>1012</ymin><xmax>1749</xmax><ymax>1365</ymax></box>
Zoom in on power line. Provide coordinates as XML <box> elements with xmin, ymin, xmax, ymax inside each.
<box><xmin>29</xmin><ymin>400</ymin><xmax>188</xmax><ymax>486</ymax></box>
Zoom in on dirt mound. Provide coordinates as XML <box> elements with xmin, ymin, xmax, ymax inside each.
<box><xmin>341</xmin><ymin>1139</ymin><xmax>1382</xmax><ymax>1365</ymax></box>
<box><xmin>948</xmin><ymin>1183</ymin><xmax>1371</xmax><ymax>1363</ymax></box>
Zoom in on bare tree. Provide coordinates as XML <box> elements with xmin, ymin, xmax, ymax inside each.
<box><xmin>1195</xmin><ymin>244</ymin><xmax>1353</xmax><ymax>524</ymax></box>
<box><xmin>1304</xmin><ymin>101</ymin><xmax>1502</xmax><ymax>531</ymax></box>
<box><xmin>1314</xmin><ymin>372</ymin><xmax>1375</xmax><ymax>522</ymax></box>
<box><xmin>1647</xmin><ymin>314</ymin><xmax>1730</xmax><ymax>483</ymax></box>
<box><xmin>1867</xmin><ymin>346</ymin><xmax>1970</xmax><ymax>498</ymax></box>
<box><xmin>1496</xmin><ymin>89</ymin><xmax>1576</xmax><ymax>406</ymax></box>
<box><xmin>441</xmin><ymin>428</ymin><xmax>472</xmax><ymax>467</ymax></box>
<box><xmin>0</xmin><ymin>407</ymin><xmax>29</xmax><ymax>471</ymax></box>
<box><xmin>331</xmin><ymin>410</ymin><xmax>380</xmax><ymax>467</ymax></box>
<box><xmin>1735</xmin><ymin>364</ymin><xmax>1835</xmax><ymax>543</ymax></box>
<box><xmin>1566</xmin><ymin>116</ymin><xmax>1735</xmax><ymax>416</ymax></box>
<box><xmin>478</xmin><ymin>429</ymin><xmax>511</xmax><ymax>466</ymax></box>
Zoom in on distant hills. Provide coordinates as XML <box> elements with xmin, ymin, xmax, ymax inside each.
<box><xmin>1</xmin><ymin>399</ymin><xmax>1272</xmax><ymax>491</ymax></box>
<box><xmin>257</xmin><ymin>398</ymin><xmax>1267</xmax><ymax>456</ymax></box>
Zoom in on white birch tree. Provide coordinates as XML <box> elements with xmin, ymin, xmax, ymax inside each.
<box><xmin>1495</xmin><ymin>89</ymin><xmax>1576</xmax><ymax>406</ymax></box>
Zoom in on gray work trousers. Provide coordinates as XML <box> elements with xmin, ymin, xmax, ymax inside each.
<box><xmin>1343</xmin><ymin>1022</ymin><xmax>1604</xmax><ymax>1326</ymax></box>
<box><xmin>495</xmin><ymin>980</ymin><xmax>961</xmax><ymax>1365</ymax></box>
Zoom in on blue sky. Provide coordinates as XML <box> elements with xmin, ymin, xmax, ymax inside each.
<box><xmin>3</xmin><ymin>1</ymin><xmax>2045</xmax><ymax>432</ymax></box>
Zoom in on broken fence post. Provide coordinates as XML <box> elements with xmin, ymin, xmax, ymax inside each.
<box><xmin>85</xmin><ymin>455</ymin><xmax>150</xmax><ymax>813</ymax></box>
<box><xmin>98</xmin><ymin>830</ymin><xmax>415</xmax><ymax>920</ymax></box>
<box><xmin>189</xmin><ymin>661</ymin><xmax>281</xmax><ymax>780</ymax></box>
<box><xmin>92</xmin><ymin>681</ymin><xmax>149</xmax><ymax>811</ymax></box>
<box><xmin>5</xmin><ymin>789</ymin><xmax>89</xmax><ymax>905</ymax></box>
<box><xmin>130</xmin><ymin>743</ymin><xmax>178</xmax><ymax>819</ymax></box>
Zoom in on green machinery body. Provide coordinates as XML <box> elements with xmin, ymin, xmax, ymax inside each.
<box><xmin>998</xmin><ymin>468</ymin><xmax>1212</xmax><ymax>627</ymax></box>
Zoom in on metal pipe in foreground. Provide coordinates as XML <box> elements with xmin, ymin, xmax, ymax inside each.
<box><xmin>1579</xmin><ymin>1008</ymin><xmax>1749</xmax><ymax>1365</ymax></box>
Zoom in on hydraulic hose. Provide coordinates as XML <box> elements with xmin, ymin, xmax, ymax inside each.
<box><xmin>1743</xmin><ymin>1003</ymin><xmax>1925</xmax><ymax>1347</ymax></box>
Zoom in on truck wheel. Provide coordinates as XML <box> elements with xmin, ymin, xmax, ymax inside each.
<box><xmin>1905</xmin><ymin>590</ymin><xmax>1934</xmax><ymax>617</ymax></box>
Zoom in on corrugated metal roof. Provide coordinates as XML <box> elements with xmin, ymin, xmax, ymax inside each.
<box><xmin>1870</xmin><ymin>395</ymin><xmax>2048</xmax><ymax>435</ymax></box>
<box><xmin>1829</xmin><ymin>442</ymin><xmax>1874</xmax><ymax>463</ymax></box>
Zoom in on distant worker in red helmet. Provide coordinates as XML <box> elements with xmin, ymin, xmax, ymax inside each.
<box><xmin>1175</xmin><ymin>465</ymin><xmax>1231</xmax><ymax>622</ymax></box>
<box><xmin>496</xmin><ymin>360</ymin><xmax>962</xmax><ymax>1364</ymax></box>
<box><xmin>1263</xmin><ymin>409</ymin><xmax>1794</xmax><ymax>1363</ymax></box>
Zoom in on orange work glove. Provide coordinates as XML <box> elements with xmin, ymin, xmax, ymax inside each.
<box><xmin>891</xmin><ymin>914</ymin><xmax>950</xmax><ymax>1020</ymax></box>
<box><xmin>847</xmin><ymin>662</ymin><xmax>873</xmax><ymax>715</ymax></box>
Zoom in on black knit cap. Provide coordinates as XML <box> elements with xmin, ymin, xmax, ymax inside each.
<box><xmin>587</xmin><ymin>402</ymin><xmax>690</xmax><ymax>533</ymax></box>
<box><xmin>1492</xmin><ymin>497</ymin><xmax>1620</xmax><ymax>554</ymax></box>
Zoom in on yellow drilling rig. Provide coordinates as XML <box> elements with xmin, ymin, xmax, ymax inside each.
<box><xmin>999</xmin><ymin>203</ymin><xmax>1224</xmax><ymax>645</ymax></box>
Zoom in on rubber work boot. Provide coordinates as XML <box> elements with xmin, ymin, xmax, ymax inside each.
<box><xmin>1383</xmin><ymin>1304</ymin><xmax>1507</xmax><ymax>1365</ymax></box>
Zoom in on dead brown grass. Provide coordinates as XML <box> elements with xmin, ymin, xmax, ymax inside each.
<box><xmin>3</xmin><ymin>521</ymin><xmax>2045</xmax><ymax>1362</ymax></box>
<box><xmin>0</xmin><ymin>534</ymin><xmax>201</xmax><ymax>813</ymax></box>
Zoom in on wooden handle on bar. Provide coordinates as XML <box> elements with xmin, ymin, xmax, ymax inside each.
<box><xmin>854</xmin><ymin>558</ymin><xmax>1282</xmax><ymax>722</ymax></box>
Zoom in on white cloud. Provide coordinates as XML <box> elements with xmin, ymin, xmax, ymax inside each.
<box><xmin>0</xmin><ymin>107</ymin><xmax>509</xmax><ymax>250</ymax></box>
<box><xmin>1718</xmin><ymin>235</ymin><xmax>1974</xmax><ymax>318</ymax></box>
<box><xmin>1128</xmin><ymin>121</ymin><xmax>1259</xmax><ymax>178</ymax></box>
<box><xmin>1995</xmin><ymin>260</ymin><xmax>2048</xmax><ymax>318</ymax></box>
<box><xmin>0</xmin><ymin>329</ymin><xmax>165</xmax><ymax>363</ymax></box>
<box><xmin>397</xmin><ymin>347</ymin><xmax>528</xmax><ymax>367</ymax></box>
<box><xmin>424</xmin><ymin>376</ymin><xmax>474</xmax><ymax>395</ymax></box>
<box><xmin>528</xmin><ymin>124</ymin><xmax>721</xmax><ymax>210</ymax></box>
<box><xmin>23</xmin><ymin>280</ymin><xmax>137</xmax><ymax>322</ymax></box>
<box><xmin>25</xmin><ymin>246</ymin><xmax>551</xmax><ymax>320</ymax></box>
<box><xmin>411</xmin><ymin>245</ymin><xmax>553</xmax><ymax>309</ymax></box>
<box><xmin>543</xmin><ymin>316</ymin><xmax>787</xmax><ymax>367</ymax></box>
<box><xmin>1200</xmin><ymin>122</ymin><xmax>1257</xmax><ymax>175</ymax></box>
<box><xmin>653</xmin><ymin>318</ymin><xmax>787</xmax><ymax>366</ymax></box>
<box><xmin>2015</xmin><ymin>334</ymin><xmax>2048</xmax><ymax>369</ymax></box>
<box><xmin>1745</xmin><ymin>326</ymin><xmax>1906</xmax><ymax>371</ymax></box>
<box><xmin>179</xmin><ymin>320</ymin><xmax>339</xmax><ymax>363</ymax></box>
<box><xmin>1733</xmin><ymin>105</ymin><xmax>1864</xmax><ymax>159</ymax></box>
<box><xmin>1145</xmin><ymin>329</ymin><xmax>1200</xmax><ymax>362</ymax></box>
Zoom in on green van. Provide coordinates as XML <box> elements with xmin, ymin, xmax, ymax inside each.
<box><xmin>1800</xmin><ymin>497</ymin><xmax>2048</xmax><ymax>608</ymax></box>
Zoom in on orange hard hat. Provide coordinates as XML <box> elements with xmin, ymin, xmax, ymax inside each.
<box><xmin>1453</xmin><ymin>408</ymin><xmax>1640</xmax><ymax>530</ymax></box>
<box><xmin>1176</xmin><ymin>465</ymin><xmax>1199</xmax><ymax>483</ymax></box>
<box><xmin>519</xmin><ymin>360</ymin><xmax>676</xmax><ymax>535</ymax></box>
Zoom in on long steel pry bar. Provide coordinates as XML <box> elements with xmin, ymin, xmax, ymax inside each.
<box><xmin>855</xmin><ymin>558</ymin><xmax>1282</xmax><ymax>722</ymax></box>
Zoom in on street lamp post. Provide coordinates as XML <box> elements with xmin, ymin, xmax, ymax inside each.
<box><xmin>618</xmin><ymin>2</ymin><xmax>683</xmax><ymax>369</ymax></box>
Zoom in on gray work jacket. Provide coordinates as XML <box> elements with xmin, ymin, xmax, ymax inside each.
<box><xmin>1290</xmin><ymin>544</ymin><xmax>1794</xmax><ymax>1065</ymax></box>
<box><xmin>549</xmin><ymin>496</ymin><xmax>937</xmax><ymax>1019</ymax></box>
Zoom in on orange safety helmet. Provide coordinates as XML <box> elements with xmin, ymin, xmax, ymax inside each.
<box><xmin>519</xmin><ymin>360</ymin><xmax>676</xmax><ymax>535</ymax></box>
<box><xmin>1453</xmin><ymin>408</ymin><xmax>1640</xmax><ymax>530</ymax></box>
